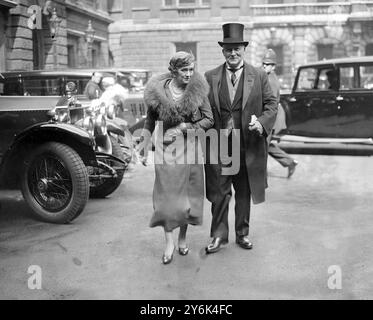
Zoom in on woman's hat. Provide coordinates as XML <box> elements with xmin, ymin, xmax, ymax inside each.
<box><xmin>218</xmin><ymin>23</ymin><xmax>249</xmax><ymax>47</ymax></box>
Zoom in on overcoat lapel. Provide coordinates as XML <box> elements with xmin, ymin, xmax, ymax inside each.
<box><xmin>242</xmin><ymin>62</ymin><xmax>255</xmax><ymax>110</ymax></box>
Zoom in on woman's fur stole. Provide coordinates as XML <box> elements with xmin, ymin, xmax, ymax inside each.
<box><xmin>144</xmin><ymin>71</ymin><xmax>209</xmax><ymax>127</ymax></box>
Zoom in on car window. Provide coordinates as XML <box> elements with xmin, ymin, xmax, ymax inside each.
<box><xmin>22</xmin><ymin>78</ymin><xmax>44</xmax><ymax>95</ymax></box>
<box><xmin>340</xmin><ymin>66</ymin><xmax>355</xmax><ymax>90</ymax></box>
<box><xmin>296</xmin><ymin>68</ymin><xmax>317</xmax><ymax>91</ymax></box>
<box><xmin>317</xmin><ymin>68</ymin><xmax>338</xmax><ymax>90</ymax></box>
<box><xmin>23</xmin><ymin>78</ymin><xmax>62</xmax><ymax>96</ymax></box>
<box><xmin>65</xmin><ymin>77</ymin><xmax>90</xmax><ymax>94</ymax></box>
<box><xmin>1</xmin><ymin>79</ymin><xmax>23</xmax><ymax>95</ymax></box>
<box><xmin>44</xmin><ymin>79</ymin><xmax>62</xmax><ymax>95</ymax></box>
<box><xmin>360</xmin><ymin>65</ymin><xmax>373</xmax><ymax>90</ymax></box>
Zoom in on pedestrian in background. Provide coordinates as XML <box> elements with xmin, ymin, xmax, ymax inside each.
<box><xmin>139</xmin><ymin>51</ymin><xmax>213</xmax><ymax>264</ymax></box>
<box><xmin>204</xmin><ymin>23</ymin><xmax>278</xmax><ymax>254</ymax></box>
<box><xmin>262</xmin><ymin>49</ymin><xmax>298</xmax><ymax>178</ymax></box>
<box><xmin>84</xmin><ymin>71</ymin><xmax>103</xmax><ymax>100</ymax></box>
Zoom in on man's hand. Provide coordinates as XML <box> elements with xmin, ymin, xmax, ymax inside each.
<box><xmin>248</xmin><ymin>115</ymin><xmax>264</xmax><ymax>135</ymax></box>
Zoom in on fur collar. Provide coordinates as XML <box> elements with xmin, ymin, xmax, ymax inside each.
<box><xmin>144</xmin><ymin>71</ymin><xmax>209</xmax><ymax>127</ymax></box>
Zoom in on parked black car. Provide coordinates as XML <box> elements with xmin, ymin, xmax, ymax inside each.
<box><xmin>278</xmin><ymin>56</ymin><xmax>373</xmax><ymax>155</ymax></box>
<box><xmin>0</xmin><ymin>82</ymin><xmax>129</xmax><ymax>224</ymax></box>
<box><xmin>0</xmin><ymin>70</ymin><xmax>92</xmax><ymax>96</ymax></box>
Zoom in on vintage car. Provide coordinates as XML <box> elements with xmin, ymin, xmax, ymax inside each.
<box><xmin>0</xmin><ymin>82</ymin><xmax>131</xmax><ymax>224</ymax></box>
<box><xmin>0</xmin><ymin>70</ymin><xmax>92</xmax><ymax>96</ymax></box>
<box><xmin>277</xmin><ymin>56</ymin><xmax>373</xmax><ymax>155</ymax></box>
<box><xmin>0</xmin><ymin>69</ymin><xmax>150</xmax><ymax>133</ymax></box>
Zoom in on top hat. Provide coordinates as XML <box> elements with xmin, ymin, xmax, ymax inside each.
<box><xmin>218</xmin><ymin>23</ymin><xmax>249</xmax><ymax>47</ymax></box>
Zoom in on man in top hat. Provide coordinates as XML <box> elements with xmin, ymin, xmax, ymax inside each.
<box><xmin>262</xmin><ymin>48</ymin><xmax>298</xmax><ymax>178</ymax></box>
<box><xmin>204</xmin><ymin>23</ymin><xmax>278</xmax><ymax>253</ymax></box>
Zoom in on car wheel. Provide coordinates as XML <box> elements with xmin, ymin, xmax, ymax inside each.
<box><xmin>89</xmin><ymin>136</ymin><xmax>125</xmax><ymax>198</ymax></box>
<box><xmin>21</xmin><ymin>142</ymin><xmax>89</xmax><ymax>224</ymax></box>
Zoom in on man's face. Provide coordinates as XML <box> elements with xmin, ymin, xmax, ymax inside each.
<box><xmin>262</xmin><ymin>63</ymin><xmax>275</xmax><ymax>75</ymax></box>
<box><xmin>222</xmin><ymin>44</ymin><xmax>245</xmax><ymax>68</ymax></box>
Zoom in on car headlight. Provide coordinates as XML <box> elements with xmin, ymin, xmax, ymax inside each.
<box><xmin>107</xmin><ymin>104</ymin><xmax>116</xmax><ymax>120</ymax></box>
<box><xmin>94</xmin><ymin>114</ymin><xmax>107</xmax><ymax>136</ymax></box>
<box><xmin>82</xmin><ymin>116</ymin><xmax>94</xmax><ymax>136</ymax></box>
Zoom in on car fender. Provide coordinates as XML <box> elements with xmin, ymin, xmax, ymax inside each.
<box><xmin>0</xmin><ymin>122</ymin><xmax>96</xmax><ymax>187</ymax></box>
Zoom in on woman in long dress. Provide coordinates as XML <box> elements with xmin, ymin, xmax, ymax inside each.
<box><xmin>139</xmin><ymin>51</ymin><xmax>213</xmax><ymax>264</ymax></box>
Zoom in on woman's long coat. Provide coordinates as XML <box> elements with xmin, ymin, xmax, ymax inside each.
<box><xmin>141</xmin><ymin>71</ymin><xmax>214</xmax><ymax>231</ymax></box>
<box><xmin>204</xmin><ymin>62</ymin><xmax>278</xmax><ymax>204</ymax></box>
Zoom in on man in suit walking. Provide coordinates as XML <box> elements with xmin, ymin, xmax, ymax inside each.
<box><xmin>262</xmin><ymin>49</ymin><xmax>298</xmax><ymax>178</ymax></box>
<box><xmin>204</xmin><ymin>23</ymin><xmax>278</xmax><ymax>253</ymax></box>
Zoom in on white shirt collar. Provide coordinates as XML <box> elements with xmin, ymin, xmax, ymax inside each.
<box><xmin>226</xmin><ymin>61</ymin><xmax>244</xmax><ymax>72</ymax></box>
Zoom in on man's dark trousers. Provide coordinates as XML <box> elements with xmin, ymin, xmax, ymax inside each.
<box><xmin>210</xmin><ymin>69</ymin><xmax>251</xmax><ymax>243</ymax></box>
<box><xmin>210</xmin><ymin>153</ymin><xmax>251</xmax><ymax>243</ymax></box>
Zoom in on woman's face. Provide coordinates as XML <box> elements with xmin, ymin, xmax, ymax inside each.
<box><xmin>174</xmin><ymin>63</ymin><xmax>194</xmax><ymax>86</ymax></box>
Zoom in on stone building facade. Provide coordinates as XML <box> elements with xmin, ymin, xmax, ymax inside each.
<box><xmin>109</xmin><ymin>0</ymin><xmax>373</xmax><ymax>87</ymax></box>
<box><xmin>0</xmin><ymin>0</ymin><xmax>114</xmax><ymax>71</ymax></box>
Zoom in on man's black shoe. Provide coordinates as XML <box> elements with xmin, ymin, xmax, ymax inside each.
<box><xmin>236</xmin><ymin>236</ymin><xmax>253</xmax><ymax>250</ymax></box>
<box><xmin>287</xmin><ymin>160</ymin><xmax>298</xmax><ymax>178</ymax></box>
<box><xmin>205</xmin><ymin>237</ymin><xmax>227</xmax><ymax>254</ymax></box>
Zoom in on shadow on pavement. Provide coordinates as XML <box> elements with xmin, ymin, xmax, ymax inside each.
<box><xmin>0</xmin><ymin>191</ymin><xmax>34</xmax><ymax>224</ymax></box>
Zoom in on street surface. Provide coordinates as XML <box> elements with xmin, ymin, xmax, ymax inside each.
<box><xmin>0</xmin><ymin>154</ymin><xmax>372</xmax><ymax>300</ymax></box>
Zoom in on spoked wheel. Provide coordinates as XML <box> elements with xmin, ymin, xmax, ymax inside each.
<box><xmin>21</xmin><ymin>142</ymin><xmax>89</xmax><ymax>224</ymax></box>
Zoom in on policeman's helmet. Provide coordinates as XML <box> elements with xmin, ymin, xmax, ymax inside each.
<box><xmin>262</xmin><ymin>49</ymin><xmax>277</xmax><ymax>65</ymax></box>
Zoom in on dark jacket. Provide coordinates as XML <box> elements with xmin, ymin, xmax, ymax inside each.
<box><xmin>84</xmin><ymin>80</ymin><xmax>102</xmax><ymax>100</ymax></box>
<box><xmin>204</xmin><ymin>62</ymin><xmax>278</xmax><ymax>204</ymax></box>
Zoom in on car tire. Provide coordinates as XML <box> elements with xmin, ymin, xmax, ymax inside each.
<box><xmin>21</xmin><ymin>142</ymin><xmax>89</xmax><ymax>224</ymax></box>
<box><xmin>89</xmin><ymin>136</ymin><xmax>125</xmax><ymax>198</ymax></box>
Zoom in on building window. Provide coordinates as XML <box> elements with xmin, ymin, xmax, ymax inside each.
<box><xmin>269</xmin><ymin>45</ymin><xmax>284</xmax><ymax>75</ymax></box>
<box><xmin>67</xmin><ymin>35</ymin><xmax>79</xmax><ymax>68</ymax></box>
<box><xmin>92</xmin><ymin>41</ymin><xmax>102</xmax><ymax>68</ymax></box>
<box><xmin>179</xmin><ymin>0</ymin><xmax>195</xmax><ymax>6</ymax></box>
<box><xmin>33</xmin><ymin>30</ymin><xmax>44</xmax><ymax>70</ymax></box>
<box><xmin>365</xmin><ymin>43</ymin><xmax>373</xmax><ymax>56</ymax></box>
<box><xmin>317</xmin><ymin>44</ymin><xmax>333</xmax><ymax>60</ymax></box>
<box><xmin>67</xmin><ymin>45</ymin><xmax>76</xmax><ymax>68</ymax></box>
<box><xmin>175</xmin><ymin>42</ymin><xmax>197</xmax><ymax>68</ymax></box>
<box><xmin>165</xmin><ymin>0</ymin><xmax>210</xmax><ymax>7</ymax></box>
<box><xmin>268</xmin><ymin>0</ymin><xmax>284</xmax><ymax>4</ymax></box>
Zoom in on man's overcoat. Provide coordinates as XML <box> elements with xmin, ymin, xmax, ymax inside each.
<box><xmin>204</xmin><ymin>62</ymin><xmax>278</xmax><ymax>204</ymax></box>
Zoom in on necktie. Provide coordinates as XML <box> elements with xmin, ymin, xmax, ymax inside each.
<box><xmin>228</xmin><ymin>65</ymin><xmax>243</xmax><ymax>86</ymax></box>
<box><xmin>230</xmin><ymin>70</ymin><xmax>237</xmax><ymax>86</ymax></box>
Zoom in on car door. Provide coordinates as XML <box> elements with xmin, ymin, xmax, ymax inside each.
<box><xmin>286</xmin><ymin>65</ymin><xmax>339</xmax><ymax>137</ymax></box>
<box><xmin>336</xmin><ymin>63</ymin><xmax>373</xmax><ymax>139</ymax></box>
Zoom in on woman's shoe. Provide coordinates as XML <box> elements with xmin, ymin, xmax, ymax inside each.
<box><xmin>178</xmin><ymin>246</ymin><xmax>189</xmax><ymax>256</ymax></box>
<box><xmin>162</xmin><ymin>247</ymin><xmax>175</xmax><ymax>265</ymax></box>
